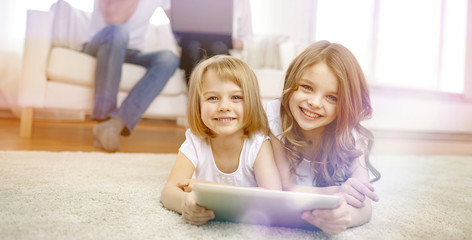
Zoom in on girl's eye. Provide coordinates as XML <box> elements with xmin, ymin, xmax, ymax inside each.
<box><xmin>301</xmin><ymin>85</ymin><xmax>312</xmax><ymax>91</ymax></box>
<box><xmin>207</xmin><ymin>96</ymin><xmax>218</xmax><ymax>101</ymax></box>
<box><xmin>232</xmin><ymin>95</ymin><xmax>243</xmax><ymax>101</ymax></box>
<box><xmin>327</xmin><ymin>95</ymin><xmax>338</xmax><ymax>103</ymax></box>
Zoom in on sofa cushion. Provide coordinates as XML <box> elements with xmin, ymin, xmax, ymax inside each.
<box><xmin>43</xmin><ymin>81</ymin><xmax>187</xmax><ymax>118</ymax></box>
<box><xmin>46</xmin><ymin>47</ymin><xmax>186</xmax><ymax>96</ymax></box>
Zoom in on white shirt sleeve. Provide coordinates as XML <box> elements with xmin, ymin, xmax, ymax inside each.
<box><xmin>233</xmin><ymin>0</ymin><xmax>253</xmax><ymax>41</ymax></box>
<box><xmin>178</xmin><ymin>129</ymin><xmax>201</xmax><ymax>168</ymax></box>
<box><xmin>264</xmin><ymin>99</ymin><xmax>283</xmax><ymax>140</ymax></box>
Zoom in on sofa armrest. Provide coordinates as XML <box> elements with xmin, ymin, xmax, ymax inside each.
<box><xmin>18</xmin><ymin>10</ymin><xmax>53</xmax><ymax>108</ymax></box>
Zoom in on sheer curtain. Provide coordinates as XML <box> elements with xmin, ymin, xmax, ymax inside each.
<box><xmin>250</xmin><ymin>0</ymin><xmax>315</xmax><ymax>42</ymax></box>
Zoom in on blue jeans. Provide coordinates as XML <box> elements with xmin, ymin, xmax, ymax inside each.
<box><xmin>82</xmin><ymin>25</ymin><xmax>180</xmax><ymax>133</ymax></box>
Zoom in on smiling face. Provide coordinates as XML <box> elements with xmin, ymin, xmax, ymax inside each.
<box><xmin>288</xmin><ymin>62</ymin><xmax>338</xmax><ymax>136</ymax></box>
<box><xmin>200</xmin><ymin>69</ymin><xmax>245</xmax><ymax>138</ymax></box>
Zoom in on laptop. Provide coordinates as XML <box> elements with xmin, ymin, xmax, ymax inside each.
<box><xmin>170</xmin><ymin>0</ymin><xmax>233</xmax><ymax>48</ymax></box>
<box><xmin>193</xmin><ymin>183</ymin><xmax>340</xmax><ymax>230</ymax></box>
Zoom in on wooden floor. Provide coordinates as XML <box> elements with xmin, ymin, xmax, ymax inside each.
<box><xmin>1</xmin><ymin>116</ymin><xmax>472</xmax><ymax>155</ymax></box>
<box><xmin>0</xmin><ymin>117</ymin><xmax>186</xmax><ymax>153</ymax></box>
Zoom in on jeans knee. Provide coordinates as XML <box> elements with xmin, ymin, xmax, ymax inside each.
<box><xmin>156</xmin><ymin>50</ymin><xmax>180</xmax><ymax>69</ymax></box>
<box><xmin>102</xmin><ymin>24</ymin><xmax>129</xmax><ymax>46</ymax></box>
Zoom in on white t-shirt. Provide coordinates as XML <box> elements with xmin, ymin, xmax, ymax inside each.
<box><xmin>264</xmin><ymin>99</ymin><xmax>316</xmax><ymax>186</ymax></box>
<box><xmin>89</xmin><ymin>0</ymin><xmax>170</xmax><ymax>51</ymax></box>
<box><xmin>179</xmin><ymin>129</ymin><xmax>269</xmax><ymax>187</ymax></box>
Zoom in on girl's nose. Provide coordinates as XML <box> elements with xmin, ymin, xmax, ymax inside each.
<box><xmin>218</xmin><ymin>100</ymin><xmax>231</xmax><ymax>112</ymax></box>
<box><xmin>308</xmin><ymin>95</ymin><xmax>322</xmax><ymax>108</ymax></box>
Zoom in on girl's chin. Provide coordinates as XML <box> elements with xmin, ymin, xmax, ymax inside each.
<box><xmin>210</xmin><ymin>128</ymin><xmax>244</xmax><ymax>137</ymax></box>
<box><xmin>298</xmin><ymin>121</ymin><xmax>326</xmax><ymax>133</ymax></box>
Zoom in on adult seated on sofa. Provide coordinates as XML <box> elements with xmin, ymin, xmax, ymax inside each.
<box><xmin>176</xmin><ymin>0</ymin><xmax>253</xmax><ymax>84</ymax></box>
<box><xmin>84</xmin><ymin>0</ymin><xmax>179</xmax><ymax>152</ymax></box>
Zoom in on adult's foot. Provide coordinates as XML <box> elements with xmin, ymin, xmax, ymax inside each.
<box><xmin>93</xmin><ymin>117</ymin><xmax>124</xmax><ymax>152</ymax></box>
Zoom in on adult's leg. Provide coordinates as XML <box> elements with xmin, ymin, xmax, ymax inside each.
<box><xmin>208</xmin><ymin>40</ymin><xmax>230</xmax><ymax>56</ymax></box>
<box><xmin>180</xmin><ymin>39</ymin><xmax>203</xmax><ymax>84</ymax></box>
<box><xmin>82</xmin><ymin>25</ymin><xmax>129</xmax><ymax>120</ymax></box>
<box><xmin>83</xmin><ymin>25</ymin><xmax>129</xmax><ymax>151</ymax></box>
<box><xmin>109</xmin><ymin>50</ymin><xmax>180</xmax><ymax>134</ymax></box>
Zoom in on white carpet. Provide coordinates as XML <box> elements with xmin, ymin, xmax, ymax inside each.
<box><xmin>0</xmin><ymin>151</ymin><xmax>471</xmax><ymax>240</ymax></box>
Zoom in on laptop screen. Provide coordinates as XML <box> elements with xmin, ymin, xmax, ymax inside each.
<box><xmin>170</xmin><ymin>0</ymin><xmax>234</xmax><ymax>36</ymax></box>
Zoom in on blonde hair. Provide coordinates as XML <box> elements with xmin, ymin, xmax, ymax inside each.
<box><xmin>187</xmin><ymin>55</ymin><xmax>268</xmax><ymax>138</ymax></box>
<box><xmin>280</xmin><ymin>40</ymin><xmax>380</xmax><ymax>186</ymax></box>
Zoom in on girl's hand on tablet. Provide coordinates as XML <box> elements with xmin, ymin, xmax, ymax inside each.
<box><xmin>181</xmin><ymin>191</ymin><xmax>215</xmax><ymax>225</ymax></box>
<box><xmin>338</xmin><ymin>178</ymin><xmax>379</xmax><ymax>208</ymax></box>
<box><xmin>301</xmin><ymin>195</ymin><xmax>351</xmax><ymax>235</ymax></box>
<box><xmin>177</xmin><ymin>179</ymin><xmax>195</xmax><ymax>192</ymax></box>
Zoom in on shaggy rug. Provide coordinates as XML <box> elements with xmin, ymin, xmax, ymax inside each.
<box><xmin>0</xmin><ymin>151</ymin><xmax>471</xmax><ymax>240</ymax></box>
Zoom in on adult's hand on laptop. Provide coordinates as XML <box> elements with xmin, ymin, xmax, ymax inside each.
<box><xmin>181</xmin><ymin>191</ymin><xmax>215</xmax><ymax>225</ymax></box>
<box><xmin>338</xmin><ymin>178</ymin><xmax>379</xmax><ymax>208</ymax></box>
<box><xmin>232</xmin><ymin>38</ymin><xmax>244</xmax><ymax>50</ymax></box>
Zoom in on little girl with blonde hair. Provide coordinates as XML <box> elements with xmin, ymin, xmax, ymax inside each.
<box><xmin>161</xmin><ymin>55</ymin><xmax>281</xmax><ymax>225</ymax></box>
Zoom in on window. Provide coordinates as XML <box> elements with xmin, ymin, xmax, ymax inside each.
<box><xmin>1</xmin><ymin>0</ymin><xmax>94</xmax><ymax>53</ymax></box>
<box><xmin>313</xmin><ymin>0</ymin><xmax>468</xmax><ymax>94</ymax></box>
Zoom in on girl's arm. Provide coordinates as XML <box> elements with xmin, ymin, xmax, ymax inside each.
<box><xmin>269</xmin><ymin>131</ymin><xmax>378</xmax><ymax>229</ymax></box>
<box><xmin>270</xmin><ymin>131</ymin><xmax>377</xmax><ymax>198</ymax></box>
<box><xmin>160</xmin><ymin>151</ymin><xmax>215</xmax><ymax>225</ymax></box>
<box><xmin>341</xmin><ymin>152</ymin><xmax>379</xmax><ymax>226</ymax></box>
<box><xmin>337</xmin><ymin>137</ymin><xmax>379</xmax><ymax>208</ymax></box>
<box><xmin>161</xmin><ymin>151</ymin><xmax>195</xmax><ymax>213</ymax></box>
<box><xmin>253</xmin><ymin>139</ymin><xmax>282</xmax><ymax>190</ymax></box>
<box><xmin>307</xmin><ymin>154</ymin><xmax>378</xmax><ymax>229</ymax></box>
<box><xmin>269</xmin><ymin>132</ymin><xmax>297</xmax><ymax>190</ymax></box>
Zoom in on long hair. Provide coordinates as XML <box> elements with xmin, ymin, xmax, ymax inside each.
<box><xmin>280</xmin><ymin>40</ymin><xmax>380</xmax><ymax>186</ymax></box>
<box><xmin>187</xmin><ymin>55</ymin><xmax>269</xmax><ymax>138</ymax></box>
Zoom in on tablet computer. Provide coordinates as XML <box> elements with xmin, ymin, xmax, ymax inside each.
<box><xmin>193</xmin><ymin>183</ymin><xmax>340</xmax><ymax>230</ymax></box>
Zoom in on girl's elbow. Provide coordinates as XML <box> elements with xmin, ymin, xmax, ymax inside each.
<box><xmin>349</xmin><ymin>202</ymin><xmax>373</xmax><ymax>227</ymax></box>
<box><xmin>362</xmin><ymin>209</ymin><xmax>373</xmax><ymax>224</ymax></box>
<box><xmin>281</xmin><ymin>182</ymin><xmax>297</xmax><ymax>191</ymax></box>
<box><xmin>364</xmin><ymin>204</ymin><xmax>373</xmax><ymax>222</ymax></box>
<box><xmin>160</xmin><ymin>190</ymin><xmax>169</xmax><ymax>208</ymax></box>
<box><xmin>160</xmin><ymin>186</ymin><xmax>173</xmax><ymax>210</ymax></box>
<box><xmin>272</xmin><ymin>183</ymin><xmax>283</xmax><ymax>191</ymax></box>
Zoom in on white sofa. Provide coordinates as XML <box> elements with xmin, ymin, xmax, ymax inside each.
<box><xmin>18</xmin><ymin>4</ymin><xmax>189</xmax><ymax>137</ymax></box>
<box><xmin>19</xmin><ymin>3</ymin><xmax>300</xmax><ymax>138</ymax></box>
